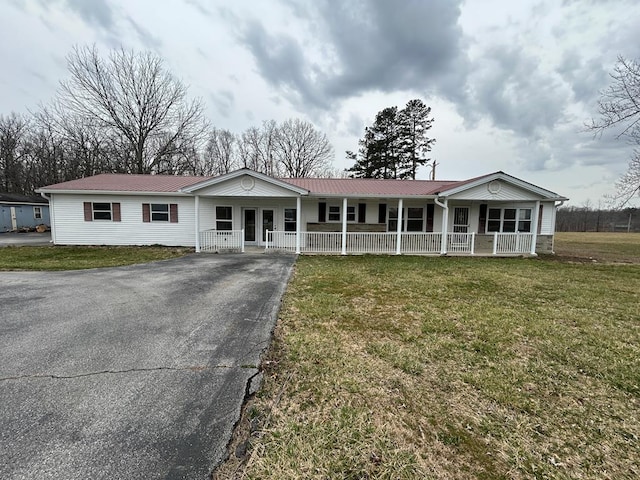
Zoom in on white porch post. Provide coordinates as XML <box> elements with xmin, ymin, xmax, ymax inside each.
<box><xmin>295</xmin><ymin>196</ymin><xmax>301</xmax><ymax>254</ymax></box>
<box><xmin>194</xmin><ymin>195</ymin><xmax>200</xmax><ymax>253</ymax></box>
<box><xmin>395</xmin><ymin>198</ymin><xmax>403</xmax><ymax>255</ymax></box>
<box><xmin>438</xmin><ymin>198</ymin><xmax>448</xmax><ymax>254</ymax></box>
<box><xmin>341</xmin><ymin>197</ymin><xmax>348</xmax><ymax>255</ymax></box>
<box><xmin>530</xmin><ymin>200</ymin><xmax>540</xmax><ymax>255</ymax></box>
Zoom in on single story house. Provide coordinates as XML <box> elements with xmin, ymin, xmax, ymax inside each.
<box><xmin>0</xmin><ymin>192</ymin><xmax>50</xmax><ymax>232</ymax></box>
<box><xmin>37</xmin><ymin>168</ymin><xmax>568</xmax><ymax>256</ymax></box>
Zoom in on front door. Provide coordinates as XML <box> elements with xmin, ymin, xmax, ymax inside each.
<box><xmin>453</xmin><ymin>207</ymin><xmax>469</xmax><ymax>233</ymax></box>
<box><xmin>244</xmin><ymin>208</ymin><xmax>256</xmax><ymax>243</ymax></box>
<box><xmin>262</xmin><ymin>209</ymin><xmax>274</xmax><ymax>243</ymax></box>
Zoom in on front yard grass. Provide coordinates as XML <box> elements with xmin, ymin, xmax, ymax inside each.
<box><xmin>0</xmin><ymin>245</ymin><xmax>192</xmax><ymax>270</ymax></box>
<box><xmin>220</xmin><ymin>254</ymin><xmax>640</xmax><ymax>479</ymax></box>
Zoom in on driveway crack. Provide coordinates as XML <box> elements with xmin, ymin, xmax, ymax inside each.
<box><xmin>0</xmin><ymin>364</ymin><xmax>257</xmax><ymax>382</ymax></box>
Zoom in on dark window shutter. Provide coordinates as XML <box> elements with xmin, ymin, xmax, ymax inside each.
<box><xmin>426</xmin><ymin>204</ymin><xmax>435</xmax><ymax>232</ymax></box>
<box><xmin>478</xmin><ymin>204</ymin><xmax>487</xmax><ymax>234</ymax></box>
<box><xmin>112</xmin><ymin>203</ymin><xmax>121</xmax><ymax>222</ymax></box>
<box><xmin>170</xmin><ymin>204</ymin><xmax>178</xmax><ymax>223</ymax></box>
<box><xmin>538</xmin><ymin>205</ymin><xmax>543</xmax><ymax>234</ymax></box>
<box><xmin>378</xmin><ymin>203</ymin><xmax>387</xmax><ymax>224</ymax></box>
<box><xmin>318</xmin><ymin>202</ymin><xmax>326</xmax><ymax>222</ymax></box>
<box><xmin>142</xmin><ymin>203</ymin><xmax>150</xmax><ymax>223</ymax></box>
<box><xmin>358</xmin><ymin>203</ymin><xmax>366</xmax><ymax>223</ymax></box>
<box><xmin>84</xmin><ymin>202</ymin><xmax>93</xmax><ymax>222</ymax></box>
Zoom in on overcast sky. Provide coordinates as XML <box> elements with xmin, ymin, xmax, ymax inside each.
<box><xmin>1</xmin><ymin>0</ymin><xmax>639</xmax><ymax>206</ymax></box>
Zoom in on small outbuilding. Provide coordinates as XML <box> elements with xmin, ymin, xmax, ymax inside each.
<box><xmin>0</xmin><ymin>193</ymin><xmax>50</xmax><ymax>232</ymax></box>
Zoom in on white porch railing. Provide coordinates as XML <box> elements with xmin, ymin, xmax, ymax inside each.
<box><xmin>199</xmin><ymin>229</ymin><xmax>244</xmax><ymax>252</ymax></box>
<box><xmin>447</xmin><ymin>232</ymin><xmax>475</xmax><ymax>254</ymax></box>
<box><xmin>493</xmin><ymin>232</ymin><xmax>533</xmax><ymax>254</ymax></box>
<box><xmin>266</xmin><ymin>231</ymin><xmax>443</xmax><ymax>255</ymax></box>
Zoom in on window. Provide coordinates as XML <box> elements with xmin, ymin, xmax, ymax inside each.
<box><xmin>328</xmin><ymin>205</ymin><xmax>340</xmax><ymax>222</ymax></box>
<box><xmin>388</xmin><ymin>207</ymin><xmax>424</xmax><ymax>232</ymax></box>
<box><xmin>388</xmin><ymin>207</ymin><xmax>401</xmax><ymax>231</ymax></box>
<box><xmin>406</xmin><ymin>207</ymin><xmax>424</xmax><ymax>232</ymax></box>
<box><xmin>216</xmin><ymin>206</ymin><xmax>233</xmax><ymax>231</ymax></box>
<box><xmin>346</xmin><ymin>205</ymin><xmax>356</xmax><ymax>222</ymax></box>
<box><xmin>151</xmin><ymin>204</ymin><xmax>169</xmax><ymax>222</ymax></box>
<box><xmin>487</xmin><ymin>208</ymin><xmax>532</xmax><ymax>233</ymax></box>
<box><xmin>34</xmin><ymin>206</ymin><xmax>42</xmax><ymax>219</ymax></box>
<box><xmin>84</xmin><ymin>202</ymin><xmax>120</xmax><ymax>222</ymax></box>
<box><xmin>284</xmin><ymin>208</ymin><xmax>297</xmax><ymax>232</ymax></box>
<box><xmin>93</xmin><ymin>202</ymin><xmax>112</xmax><ymax>220</ymax></box>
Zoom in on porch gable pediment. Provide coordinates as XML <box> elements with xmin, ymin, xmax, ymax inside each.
<box><xmin>440</xmin><ymin>172</ymin><xmax>567</xmax><ymax>202</ymax></box>
<box><xmin>180</xmin><ymin>169</ymin><xmax>308</xmax><ymax>197</ymax></box>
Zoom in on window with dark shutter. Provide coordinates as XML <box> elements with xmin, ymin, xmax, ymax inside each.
<box><xmin>169</xmin><ymin>204</ymin><xmax>178</xmax><ymax>223</ymax></box>
<box><xmin>478</xmin><ymin>204</ymin><xmax>487</xmax><ymax>234</ymax></box>
<box><xmin>378</xmin><ymin>203</ymin><xmax>386</xmax><ymax>224</ymax></box>
<box><xmin>358</xmin><ymin>203</ymin><xmax>366</xmax><ymax>223</ymax></box>
<box><xmin>318</xmin><ymin>202</ymin><xmax>326</xmax><ymax>222</ymax></box>
<box><xmin>142</xmin><ymin>204</ymin><xmax>151</xmax><ymax>222</ymax></box>
<box><xmin>426</xmin><ymin>204</ymin><xmax>434</xmax><ymax>232</ymax></box>
<box><xmin>84</xmin><ymin>202</ymin><xmax>93</xmax><ymax>222</ymax></box>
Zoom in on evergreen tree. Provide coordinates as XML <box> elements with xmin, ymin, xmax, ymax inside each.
<box><xmin>398</xmin><ymin>99</ymin><xmax>435</xmax><ymax>179</ymax></box>
<box><xmin>347</xmin><ymin>100</ymin><xmax>435</xmax><ymax>179</ymax></box>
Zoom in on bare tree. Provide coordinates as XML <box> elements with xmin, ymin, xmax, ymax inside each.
<box><xmin>274</xmin><ymin>118</ymin><xmax>334</xmax><ymax>178</ymax></box>
<box><xmin>56</xmin><ymin>45</ymin><xmax>207</xmax><ymax>174</ymax></box>
<box><xmin>0</xmin><ymin>113</ymin><xmax>29</xmax><ymax>193</ymax></box>
<box><xmin>200</xmin><ymin>127</ymin><xmax>238</xmax><ymax>175</ymax></box>
<box><xmin>237</xmin><ymin>120</ymin><xmax>279</xmax><ymax>175</ymax></box>
<box><xmin>590</xmin><ymin>56</ymin><xmax>640</xmax><ymax>206</ymax></box>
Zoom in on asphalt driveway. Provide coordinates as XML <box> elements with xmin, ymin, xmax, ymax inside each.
<box><xmin>0</xmin><ymin>253</ymin><xmax>295</xmax><ymax>479</ymax></box>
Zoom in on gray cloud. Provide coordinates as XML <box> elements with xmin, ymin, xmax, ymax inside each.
<box><xmin>64</xmin><ymin>0</ymin><xmax>114</xmax><ymax>30</ymax></box>
<box><xmin>126</xmin><ymin>16</ymin><xmax>162</xmax><ymax>51</ymax></box>
<box><xmin>466</xmin><ymin>45</ymin><xmax>571</xmax><ymax>138</ymax></box>
<box><xmin>210</xmin><ymin>90</ymin><xmax>235</xmax><ymax>118</ymax></box>
<box><xmin>239</xmin><ymin>0</ymin><xmax>467</xmax><ymax>109</ymax></box>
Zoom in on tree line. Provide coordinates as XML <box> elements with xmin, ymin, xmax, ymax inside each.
<box><xmin>556</xmin><ymin>204</ymin><xmax>638</xmax><ymax>232</ymax></box>
<box><xmin>0</xmin><ymin>46</ymin><xmax>336</xmax><ymax>195</ymax></box>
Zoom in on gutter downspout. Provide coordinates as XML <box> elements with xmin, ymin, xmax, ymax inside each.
<box><xmin>39</xmin><ymin>192</ymin><xmax>55</xmax><ymax>244</ymax></box>
<box><xmin>194</xmin><ymin>195</ymin><xmax>200</xmax><ymax>253</ymax></box>
<box><xmin>434</xmin><ymin>196</ymin><xmax>448</xmax><ymax>254</ymax></box>
<box><xmin>395</xmin><ymin>198</ymin><xmax>403</xmax><ymax>255</ymax></box>
<box><xmin>530</xmin><ymin>200</ymin><xmax>540</xmax><ymax>256</ymax></box>
<box><xmin>295</xmin><ymin>196</ymin><xmax>301</xmax><ymax>254</ymax></box>
<box><xmin>341</xmin><ymin>197</ymin><xmax>347</xmax><ymax>255</ymax></box>
<box><xmin>551</xmin><ymin>199</ymin><xmax>566</xmax><ymax>254</ymax></box>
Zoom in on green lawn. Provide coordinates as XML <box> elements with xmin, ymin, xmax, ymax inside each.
<box><xmin>0</xmin><ymin>245</ymin><xmax>192</xmax><ymax>270</ymax></box>
<box><xmin>218</xmin><ymin>251</ymin><xmax>640</xmax><ymax>479</ymax></box>
<box><xmin>553</xmin><ymin>232</ymin><xmax>640</xmax><ymax>263</ymax></box>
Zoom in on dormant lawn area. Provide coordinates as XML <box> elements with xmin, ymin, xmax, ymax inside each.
<box><xmin>0</xmin><ymin>245</ymin><xmax>192</xmax><ymax>270</ymax></box>
<box><xmin>218</xmin><ymin>233</ymin><xmax>640</xmax><ymax>479</ymax></box>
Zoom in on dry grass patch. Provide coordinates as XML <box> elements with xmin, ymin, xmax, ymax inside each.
<box><xmin>553</xmin><ymin>232</ymin><xmax>640</xmax><ymax>264</ymax></box>
<box><xmin>219</xmin><ymin>254</ymin><xmax>640</xmax><ymax>480</ymax></box>
<box><xmin>0</xmin><ymin>245</ymin><xmax>192</xmax><ymax>270</ymax></box>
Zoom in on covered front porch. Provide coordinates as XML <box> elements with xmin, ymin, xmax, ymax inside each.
<box><xmin>182</xmin><ymin>169</ymin><xmax>558</xmax><ymax>257</ymax></box>
<box><xmin>197</xmin><ymin>229</ymin><xmax>538</xmax><ymax>256</ymax></box>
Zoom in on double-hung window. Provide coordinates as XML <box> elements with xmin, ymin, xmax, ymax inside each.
<box><xmin>216</xmin><ymin>206</ymin><xmax>233</xmax><ymax>231</ymax></box>
<box><xmin>84</xmin><ymin>202</ymin><xmax>121</xmax><ymax>222</ymax></box>
<box><xmin>328</xmin><ymin>205</ymin><xmax>341</xmax><ymax>222</ymax></box>
<box><xmin>151</xmin><ymin>204</ymin><xmax>169</xmax><ymax>222</ymax></box>
<box><xmin>93</xmin><ymin>202</ymin><xmax>112</xmax><ymax>220</ymax></box>
<box><xmin>34</xmin><ymin>206</ymin><xmax>42</xmax><ymax>219</ymax></box>
<box><xmin>487</xmin><ymin>208</ymin><xmax>532</xmax><ymax>233</ymax></box>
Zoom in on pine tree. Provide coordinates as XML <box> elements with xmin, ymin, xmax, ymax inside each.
<box><xmin>397</xmin><ymin>99</ymin><xmax>435</xmax><ymax>179</ymax></box>
<box><xmin>346</xmin><ymin>100</ymin><xmax>435</xmax><ymax>179</ymax></box>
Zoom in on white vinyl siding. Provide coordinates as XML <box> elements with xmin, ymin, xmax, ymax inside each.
<box><xmin>51</xmin><ymin>194</ymin><xmax>195</xmax><ymax>246</ymax></box>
